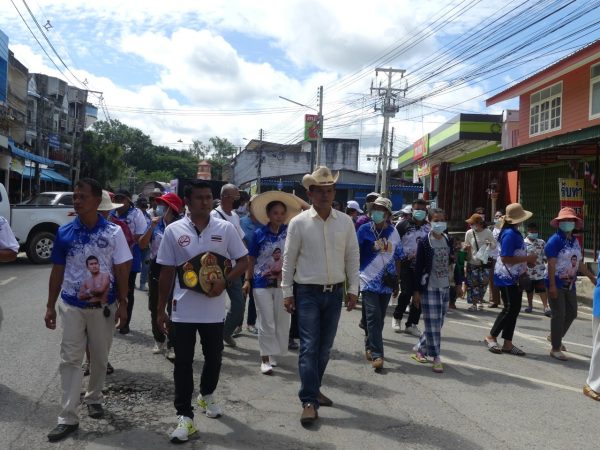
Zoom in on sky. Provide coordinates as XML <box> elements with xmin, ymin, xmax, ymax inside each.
<box><xmin>1</xmin><ymin>0</ymin><xmax>599</xmax><ymax>172</ymax></box>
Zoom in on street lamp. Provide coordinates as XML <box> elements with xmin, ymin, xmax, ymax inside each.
<box><xmin>279</xmin><ymin>86</ymin><xmax>323</xmax><ymax>172</ymax></box>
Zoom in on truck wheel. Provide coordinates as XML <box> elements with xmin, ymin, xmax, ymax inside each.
<box><xmin>26</xmin><ymin>232</ymin><xmax>55</xmax><ymax>264</ymax></box>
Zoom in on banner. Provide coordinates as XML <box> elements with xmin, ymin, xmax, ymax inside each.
<box><xmin>304</xmin><ymin>114</ymin><xmax>319</xmax><ymax>141</ymax></box>
<box><xmin>558</xmin><ymin>178</ymin><xmax>584</xmax><ymax>248</ymax></box>
<box><xmin>416</xmin><ymin>160</ymin><xmax>430</xmax><ymax>178</ymax></box>
<box><xmin>412</xmin><ymin>135</ymin><xmax>429</xmax><ymax>161</ymax></box>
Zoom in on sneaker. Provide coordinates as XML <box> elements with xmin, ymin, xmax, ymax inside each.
<box><xmin>82</xmin><ymin>361</ymin><xmax>90</xmax><ymax>377</ymax></box>
<box><xmin>233</xmin><ymin>326</ymin><xmax>243</xmax><ymax>336</ymax></box>
<box><xmin>544</xmin><ymin>307</ymin><xmax>552</xmax><ymax>317</ymax></box>
<box><xmin>47</xmin><ymin>423</ymin><xmax>79</xmax><ymax>442</ymax></box>
<box><xmin>550</xmin><ymin>350</ymin><xmax>568</xmax><ymax>361</ymax></box>
<box><xmin>467</xmin><ymin>305</ymin><xmax>477</xmax><ymax>312</ymax></box>
<box><xmin>166</xmin><ymin>348</ymin><xmax>176</xmax><ymax>361</ymax></box>
<box><xmin>139</xmin><ymin>283</ymin><xmax>148</xmax><ymax>292</ymax></box>
<box><xmin>152</xmin><ymin>341</ymin><xmax>165</xmax><ymax>354</ymax></box>
<box><xmin>170</xmin><ymin>416</ymin><xmax>198</xmax><ymax>443</ymax></box>
<box><xmin>87</xmin><ymin>403</ymin><xmax>104</xmax><ymax>419</ymax></box>
<box><xmin>223</xmin><ymin>335</ymin><xmax>237</xmax><ymax>348</ymax></box>
<box><xmin>288</xmin><ymin>339</ymin><xmax>299</xmax><ymax>350</ymax></box>
<box><xmin>546</xmin><ymin>335</ymin><xmax>566</xmax><ymax>351</ymax></box>
<box><xmin>261</xmin><ymin>362</ymin><xmax>273</xmax><ymax>375</ymax></box>
<box><xmin>197</xmin><ymin>394</ymin><xmax>223</xmax><ymax>418</ymax></box>
<box><xmin>372</xmin><ymin>357</ymin><xmax>384</xmax><ymax>370</ymax></box>
<box><xmin>300</xmin><ymin>403</ymin><xmax>318</xmax><ymax>425</ymax></box>
<box><xmin>391</xmin><ymin>318</ymin><xmax>401</xmax><ymax>333</ymax></box>
<box><xmin>524</xmin><ymin>307</ymin><xmax>533</xmax><ymax>313</ymax></box>
<box><xmin>106</xmin><ymin>362</ymin><xmax>114</xmax><ymax>375</ymax></box>
<box><xmin>404</xmin><ymin>324</ymin><xmax>422</xmax><ymax>337</ymax></box>
<box><xmin>119</xmin><ymin>325</ymin><xmax>130</xmax><ymax>335</ymax></box>
<box><xmin>269</xmin><ymin>357</ymin><xmax>277</xmax><ymax>367</ymax></box>
<box><xmin>246</xmin><ymin>325</ymin><xmax>258</xmax><ymax>335</ymax></box>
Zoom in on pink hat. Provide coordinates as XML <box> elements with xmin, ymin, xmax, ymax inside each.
<box><xmin>550</xmin><ymin>207</ymin><xmax>583</xmax><ymax>229</ymax></box>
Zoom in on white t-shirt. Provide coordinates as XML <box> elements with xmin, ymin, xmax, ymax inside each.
<box><xmin>157</xmin><ymin>215</ymin><xmax>248</xmax><ymax>323</ymax></box>
<box><xmin>0</xmin><ymin>216</ymin><xmax>19</xmax><ymax>253</ymax></box>
<box><xmin>211</xmin><ymin>206</ymin><xmax>245</xmax><ymax>240</ymax></box>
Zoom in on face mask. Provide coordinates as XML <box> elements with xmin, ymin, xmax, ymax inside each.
<box><xmin>155</xmin><ymin>205</ymin><xmax>166</xmax><ymax>217</ymax></box>
<box><xmin>431</xmin><ymin>222</ymin><xmax>447</xmax><ymax>234</ymax></box>
<box><xmin>527</xmin><ymin>233</ymin><xmax>538</xmax><ymax>240</ymax></box>
<box><xmin>371</xmin><ymin>211</ymin><xmax>385</xmax><ymax>224</ymax></box>
<box><xmin>559</xmin><ymin>221</ymin><xmax>575</xmax><ymax>233</ymax></box>
<box><xmin>413</xmin><ymin>210</ymin><xmax>427</xmax><ymax>222</ymax></box>
<box><xmin>493</xmin><ymin>218</ymin><xmax>500</xmax><ymax>224</ymax></box>
<box><xmin>232</xmin><ymin>199</ymin><xmax>242</xmax><ymax>210</ymax></box>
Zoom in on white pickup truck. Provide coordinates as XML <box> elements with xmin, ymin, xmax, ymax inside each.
<box><xmin>0</xmin><ymin>183</ymin><xmax>76</xmax><ymax>264</ymax></box>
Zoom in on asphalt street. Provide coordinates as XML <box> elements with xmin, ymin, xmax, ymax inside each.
<box><xmin>1</xmin><ymin>256</ymin><xmax>599</xmax><ymax>450</ymax></box>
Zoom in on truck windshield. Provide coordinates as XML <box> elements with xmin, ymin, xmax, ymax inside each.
<box><xmin>25</xmin><ymin>194</ymin><xmax>57</xmax><ymax>205</ymax></box>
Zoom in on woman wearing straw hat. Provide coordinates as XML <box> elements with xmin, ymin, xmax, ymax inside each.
<box><xmin>246</xmin><ymin>191</ymin><xmax>302</xmax><ymax>374</ymax></box>
<box><xmin>545</xmin><ymin>207</ymin><xmax>596</xmax><ymax>361</ymax></box>
<box><xmin>484</xmin><ymin>203</ymin><xmax>538</xmax><ymax>356</ymax></box>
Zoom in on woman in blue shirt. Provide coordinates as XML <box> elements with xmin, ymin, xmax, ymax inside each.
<box><xmin>485</xmin><ymin>203</ymin><xmax>537</xmax><ymax>356</ymax></box>
<box><xmin>247</xmin><ymin>191</ymin><xmax>301</xmax><ymax>375</ymax></box>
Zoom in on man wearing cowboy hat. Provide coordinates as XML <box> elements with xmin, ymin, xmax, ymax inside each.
<box><xmin>282</xmin><ymin>166</ymin><xmax>360</xmax><ymax>425</ymax></box>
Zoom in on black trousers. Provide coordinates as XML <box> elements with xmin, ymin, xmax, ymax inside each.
<box><xmin>490</xmin><ymin>284</ymin><xmax>522</xmax><ymax>341</ymax></box>
<box><xmin>148</xmin><ymin>260</ymin><xmax>173</xmax><ymax>346</ymax></box>
<box><xmin>172</xmin><ymin>322</ymin><xmax>224</xmax><ymax>419</ymax></box>
<box><xmin>393</xmin><ymin>261</ymin><xmax>421</xmax><ymax>326</ymax></box>
<box><xmin>126</xmin><ymin>271</ymin><xmax>137</xmax><ymax>327</ymax></box>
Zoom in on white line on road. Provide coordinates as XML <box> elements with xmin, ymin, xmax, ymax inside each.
<box><xmin>0</xmin><ymin>276</ymin><xmax>16</xmax><ymax>286</ymax></box>
<box><xmin>443</xmin><ymin>356</ymin><xmax>581</xmax><ymax>393</ymax></box>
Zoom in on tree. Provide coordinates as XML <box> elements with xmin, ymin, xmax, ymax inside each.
<box><xmin>206</xmin><ymin>137</ymin><xmax>237</xmax><ymax>180</ymax></box>
<box><xmin>80</xmin><ymin>130</ymin><xmax>125</xmax><ymax>187</ymax></box>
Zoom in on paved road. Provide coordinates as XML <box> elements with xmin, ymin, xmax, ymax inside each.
<box><xmin>1</xmin><ymin>256</ymin><xmax>599</xmax><ymax>449</ymax></box>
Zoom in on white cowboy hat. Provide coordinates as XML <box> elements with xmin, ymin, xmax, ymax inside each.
<box><xmin>98</xmin><ymin>190</ymin><xmax>123</xmax><ymax>212</ymax></box>
<box><xmin>251</xmin><ymin>191</ymin><xmax>303</xmax><ymax>225</ymax></box>
<box><xmin>301</xmin><ymin>166</ymin><xmax>340</xmax><ymax>190</ymax></box>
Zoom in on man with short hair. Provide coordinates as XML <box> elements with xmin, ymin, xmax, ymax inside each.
<box><xmin>45</xmin><ymin>178</ymin><xmax>131</xmax><ymax>442</ymax></box>
<box><xmin>156</xmin><ymin>180</ymin><xmax>248</xmax><ymax>443</ymax></box>
<box><xmin>210</xmin><ymin>183</ymin><xmax>248</xmax><ymax>347</ymax></box>
<box><xmin>393</xmin><ymin>198</ymin><xmax>430</xmax><ymax>336</ymax></box>
<box><xmin>112</xmin><ymin>189</ymin><xmax>148</xmax><ymax>334</ymax></box>
<box><xmin>0</xmin><ymin>215</ymin><xmax>19</xmax><ymax>262</ymax></box>
<box><xmin>282</xmin><ymin>166</ymin><xmax>360</xmax><ymax>425</ymax></box>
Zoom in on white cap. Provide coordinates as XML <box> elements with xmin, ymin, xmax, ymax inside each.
<box><xmin>346</xmin><ymin>200</ymin><xmax>363</xmax><ymax>213</ymax></box>
<box><xmin>401</xmin><ymin>205</ymin><xmax>412</xmax><ymax>214</ymax></box>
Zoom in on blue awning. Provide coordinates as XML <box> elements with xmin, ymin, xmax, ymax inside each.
<box><xmin>8</xmin><ymin>140</ymin><xmax>56</xmax><ymax>166</ymax></box>
<box><xmin>20</xmin><ymin>166</ymin><xmax>71</xmax><ymax>184</ymax></box>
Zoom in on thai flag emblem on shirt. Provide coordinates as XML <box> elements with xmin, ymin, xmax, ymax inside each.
<box><xmin>211</xmin><ymin>235</ymin><xmax>223</xmax><ymax>242</ymax></box>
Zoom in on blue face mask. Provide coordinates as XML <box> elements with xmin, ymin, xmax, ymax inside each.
<box><xmin>431</xmin><ymin>222</ymin><xmax>447</xmax><ymax>234</ymax></box>
<box><xmin>413</xmin><ymin>210</ymin><xmax>427</xmax><ymax>222</ymax></box>
<box><xmin>371</xmin><ymin>211</ymin><xmax>385</xmax><ymax>224</ymax></box>
<box><xmin>156</xmin><ymin>205</ymin><xmax>166</xmax><ymax>217</ymax></box>
<box><xmin>559</xmin><ymin>221</ymin><xmax>575</xmax><ymax>233</ymax></box>
<box><xmin>527</xmin><ymin>233</ymin><xmax>538</xmax><ymax>240</ymax></box>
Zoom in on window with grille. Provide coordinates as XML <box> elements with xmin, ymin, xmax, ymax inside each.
<box><xmin>529</xmin><ymin>82</ymin><xmax>562</xmax><ymax>136</ymax></box>
<box><xmin>590</xmin><ymin>63</ymin><xmax>600</xmax><ymax>119</ymax></box>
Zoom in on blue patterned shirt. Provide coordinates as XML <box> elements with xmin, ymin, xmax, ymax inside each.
<box><xmin>249</xmin><ymin>224</ymin><xmax>287</xmax><ymax>289</ymax></box>
<box><xmin>357</xmin><ymin>222</ymin><xmax>403</xmax><ymax>294</ymax></box>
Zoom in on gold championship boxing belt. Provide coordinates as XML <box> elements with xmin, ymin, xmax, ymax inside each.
<box><xmin>176</xmin><ymin>252</ymin><xmax>231</xmax><ymax>295</ymax></box>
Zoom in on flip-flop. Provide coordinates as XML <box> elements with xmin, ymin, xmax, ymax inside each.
<box><xmin>411</xmin><ymin>352</ymin><xmax>429</xmax><ymax>364</ymax></box>
<box><xmin>583</xmin><ymin>384</ymin><xmax>600</xmax><ymax>401</ymax></box>
<box><xmin>484</xmin><ymin>337</ymin><xmax>502</xmax><ymax>354</ymax></box>
<box><xmin>502</xmin><ymin>346</ymin><xmax>526</xmax><ymax>356</ymax></box>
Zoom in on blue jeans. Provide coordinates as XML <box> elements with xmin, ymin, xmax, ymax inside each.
<box><xmin>223</xmin><ymin>277</ymin><xmax>246</xmax><ymax>338</ymax></box>
<box><xmin>139</xmin><ymin>248</ymin><xmax>151</xmax><ymax>286</ymax></box>
<box><xmin>296</xmin><ymin>284</ymin><xmax>343</xmax><ymax>406</ymax></box>
<box><xmin>362</xmin><ymin>291</ymin><xmax>391</xmax><ymax>359</ymax></box>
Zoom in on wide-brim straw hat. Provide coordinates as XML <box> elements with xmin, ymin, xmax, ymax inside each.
<box><xmin>302</xmin><ymin>166</ymin><xmax>339</xmax><ymax>190</ymax></box>
<box><xmin>251</xmin><ymin>191</ymin><xmax>303</xmax><ymax>225</ymax></box>
<box><xmin>550</xmin><ymin>207</ymin><xmax>583</xmax><ymax>229</ymax></box>
<box><xmin>501</xmin><ymin>203</ymin><xmax>533</xmax><ymax>225</ymax></box>
<box><xmin>98</xmin><ymin>190</ymin><xmax>123</xmax><ymax>211</ymax></box>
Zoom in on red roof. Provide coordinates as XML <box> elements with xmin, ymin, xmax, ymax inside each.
<box><xmin>486</xmin><ymin>39</ymin><xmax>600</xmax><ymax>106</ymax></box>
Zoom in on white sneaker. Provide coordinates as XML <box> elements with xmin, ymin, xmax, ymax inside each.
<box><xmin>269</xmin><ymin>357</ymin><xmax>277</xmax><ymax>367</ymax></box>
<box><xmin>170</xmin><ymin>416</ymin><xmax>197</xmax><ymax>443</ymax></box>
<box><xmin>261</xmin><ymin>362</ymin><xmax>273</xmax><ymax>374</ymax></box>
<box><xmin>405</xmin><ymin>324</ymin><xmax>422</xmax><ymax>337</ymax></box>
<box><xmin>165</xmin><ymin>348</ymin><xmax>175</xmax><ymax>360</ymax></box>
<box><xmin>152</xmin><ymin>341</ymin><xmax>165</xmax><ymax>354</ymax></box>
<box><xmin>197</xmin><ymin>394</ymin><xmax>223</xmax><ymax>418</ymax></box>
<box><xmin>391</xmin><ymin>318</ymin><xmax>401</xmax><ymax>333</ymax></box>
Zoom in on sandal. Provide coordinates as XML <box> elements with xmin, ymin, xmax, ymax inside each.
<box><xmin>467</xmin><ymin>305</ymin><xmax>477</xmax><ymax>312</ymax></box>
<box><xmin>484</xmin><ymin>337</ymin><xmax>502</xmax><ymax>354</ymax></box>
<box><xmin>411</xmin><ymin>352</ymin><xmax>428</xmax><ymax>364</ymax></box>
<box><xmin>546</xmin><ymin>335</ymin><xmax>566</xmax><ymax>351</ymax></box>
<box><xmin>502</xmin><ymin>346</ymin><xmax>526</xmax><ymax>356</ymax></box>
<box><xmin>432</xmin><ymin>362</ymin><xmax>444</xmax><ymax>373</ymax></box>
<box><xmin>550</xmin><ymin>350</ymin><xmax>568</xmax><ymax>361</ymax></box>
<box><xmin>583</xmin><ymin>384</ymin><xmax>600</xmax><ymax>401</ymax></box>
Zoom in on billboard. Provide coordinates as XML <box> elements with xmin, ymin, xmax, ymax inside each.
<box><xmin>304</xmin><ymin>114</ymin><xmax>319</xmax><ymax>141</ymax></box>
<box><xmin>0</xmin><ymin>30</ymin><xmax>8</xmax><ymax>104</ymax></box>
<box><xmin>412</xmin><ymin>134</ymin><xmax>429</xmax><ymax>161</ymax></box>
<box><xmin>558</xmin><ymin>178</ymin><xmax>584</xmax><ymax>248</ymax></box>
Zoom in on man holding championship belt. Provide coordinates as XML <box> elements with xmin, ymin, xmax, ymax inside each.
<box><xmin>156</xmin><ymin>180</ymin><xmax>248</xmax><ymax>444</ymax></box>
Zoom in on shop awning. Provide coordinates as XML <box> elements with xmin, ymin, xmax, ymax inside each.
<box><xmin>450</xmin><ymin>125</ymin><xmax>600</xmax><ymax>172</ymax></box>
<box><xmin>44</xmin><ymin>169</ymin><xmax>71</xmax><ymax>184</ymax></box>
<box><xmin>9</xmin><ymin>141</ymin><xmax>56</xmax><ymax>166</ymax></box>
<box><xmin>20</xmin><ymin>166</ymin><xmax>71</xmax><ymax>184</ymax></box>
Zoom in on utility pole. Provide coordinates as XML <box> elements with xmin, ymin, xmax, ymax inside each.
<box><xmin>316</xmin><ymin>86</ymin><xmax>323</xmax><ymax>168</ymax></box>
<box><xmin>256</xmin><ymin>128</ymin><xmax>264</xmax><ymax>194</ymax></box>
<box><xmin>387</xmin><ymin>126</ymin><xmax>395</xmax><ymax>173</ymax></box>
<box><xmin>371</xmin><ymin>68</ymin><xmax>407</xmax><ymax>197</ymax></box>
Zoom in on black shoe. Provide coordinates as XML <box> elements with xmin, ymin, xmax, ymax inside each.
<box><xmin>119</xmin><ymin>325</ymin><xmax>130</xmax><ymax>335</ymax></box>
<box><xmin>82</xmin><ymin>361</ymin><xmax>90</xmax><ymax>376</ymax></box>
<box><xmin>288</xmin><ymin>339</ymin><xmax>299</xmax><ymax>350</ymax></box>
<box><xmin>47</xmin><ymin>423</ymin><xmax>79</xmax><ymax>442</ymax></box>
<box><xmin>87</xmin><ymin>403</ymin><xmax>104</xmax><ymax>419</ymax></box>
<box><xmin>106</xmin><ymin>362</ymin><xmax>114</xmax><ymax>375</ymax></box>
